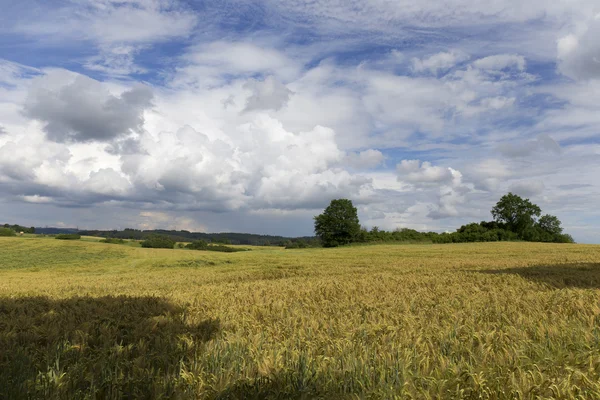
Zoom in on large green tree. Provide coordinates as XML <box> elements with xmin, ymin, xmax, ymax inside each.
<box><xmin>314</xmin><ymin>199</ymin><xmax>361</xmax><ymax>247</ymax></box>
<box><xmin>491</xmin><ymin>192</ymin><xmax>541</xmax><ymax>235</ymax></box>
<box><xmin>537</xmin><ymin>214</ymin><xmax>563</xmax><ymax>235</ymax></box>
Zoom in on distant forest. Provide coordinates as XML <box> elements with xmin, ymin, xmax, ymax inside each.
<box><xmin>35</xmin><ymin>227</ymin><xmax>318</xmax><ymax>247</ymax></box>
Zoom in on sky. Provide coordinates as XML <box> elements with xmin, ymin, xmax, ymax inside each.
<box><xmin>0</xmin><ymin>0</ymin><xmax>599</xmax><ymax>242</ymax></box>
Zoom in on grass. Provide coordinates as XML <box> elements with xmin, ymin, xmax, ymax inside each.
<box><xmin>1</xmin><ymin>237</ymin><xmax>600</xmax><ymax>399</ymax></box>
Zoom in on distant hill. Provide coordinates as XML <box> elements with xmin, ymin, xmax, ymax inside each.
<box><xmin>36</xmin><ymin>227</ymin><xmax>79</xmax><ymax>235</ymax></box>
<box><xmin>35</xmin><ymin>227</ymin><xmax>317</xmax><ymax>246</ymax></box>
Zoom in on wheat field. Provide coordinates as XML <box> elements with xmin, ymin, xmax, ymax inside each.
<box><xmin>1</xmin><ymin>237</ymin><xmax>600</xmax><ymax>399</ymax></box>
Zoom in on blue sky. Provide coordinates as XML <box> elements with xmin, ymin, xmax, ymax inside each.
<box><xmin>1</xmin><ymin>0</ymin><xmax>599</xmax><ymax>242</ymax></box>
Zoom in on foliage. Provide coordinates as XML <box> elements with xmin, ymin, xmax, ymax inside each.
<box><xmin>491</xmin><ymin>192</ymin><xmax>542</xmax><ymax>235</ymax></box>
<box><xmin>1</xmin><ymin>239</ymin><xmax>600</xmax><ymax>398</ymax></box>
<box><xmin>343</xmin><ymin>193</ymin><xmax>573</xmax><ymax>245</ymax></box>
<box><xmin>2</xmin><ymin>224</ymin><xmax>35</xmax><ymax>234</ymax></box>
<box><xmin>186</xmin><ymin>240</ymin><xmax>209</xmax><ymax>250</ymax></box>
<box><xmin>538</xmin><ymin>214</ymin><xmax>563</xmax><ymax>235</ymax></box>
<box><xmin>0</xmin><ymin>228</ymin><xmax>17</xmax><ymax>237</ymax></box>
<box><xmin>100</xmin><ymin>238</ymin><xmax>126</xmax><ymax>244</ymax></box>
<box><xmin>186</xmin><ymin>240</ymin><xmax>248</xmax><ymax>253</ymax></box>
<box><xmin>314</xmin><ymin>199</ymin><xmax>361</xmax><ymax>247</ymax></box>
<box><xmin>141</xmin><ymin>235</ymin><xmax>175</xmax><ymax>249</ymax></box>
<box><xmin>55</xmin><ymin>234</ymin><xmax>81</xmax><ymax>240</ymax></box>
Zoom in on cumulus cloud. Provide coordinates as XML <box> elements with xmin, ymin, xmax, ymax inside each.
<box><xmin>344</xmin><ymin>149</ymin><xmax>385</xmax><ymax>169</ymax></box>
<box><xmin>105</xmin><ymin>138</ymin><xmax>146</xmax><ymax>155</ymax></box>
<box><xmin>396</xmin><ymin>160</ymin><xmax>462</xmax><ymax>186</ymax></box>
<box><xmin>498</xmin><ymin>134</ymin><xmax>561</xmax><ymax>158</ymax></box>
<box><xmin>0</xmin><ymin>134</ymin><xmax>71</xmax><ymax>183</ymax></box>
<box><xmin>244</xmin><ymin>76</ymin><xmax>294</xmax><ymax>112</ymax></box>
<box><xmin>427</xmin><ymin>185</ymin><xmax>470</xmax><ymax>219</ymax></box>
<box><xmin>467</xmin><ymin>159</ymin><xmax>511</xmax><ymax>191</ymax></box>
<box><xmin>509</xmin><ymin>180</ymin><xmax>545</xmax><ymax>197</ymax></box>
<box><xmin>557</xmin><ymin>15</ymin><xmax>600</xmax><ymax>80</ymax></box>
<box><xmin>83</xmin><ymin>168</ymin><xmax>131</xmax><ymax>197</ymax></box>
<box><xmin>411</xmin><ymin>50</ymin><xmax>470</xmax><ymax>74</ymax></box>
<box><xmin>23</xmin><ymin>71</ymin><xmax>153</xmax><ymax>143</ymax></box>
<box><xmin>113</xmin><ymin>116</ymin><xmax>373</xmax><ymax>211</ymax></box>
<box><xmin>0</xmin><ymin>126</ymin><xmax>6</xmax><ymax>135</ymax></box>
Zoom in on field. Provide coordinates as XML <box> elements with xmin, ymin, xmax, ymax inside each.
<box><xmin>1</xmin><ymin>237</ymin><xmax>600</xmax><ymax>399</ymax></box>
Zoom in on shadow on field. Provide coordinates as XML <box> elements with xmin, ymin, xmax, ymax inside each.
<box><xmin>214</xmin><ymin>371</ymin><xmax>332</xmax><ymax>400</ymax></box>
<box><xmin>478</xmin><ymin>263</ymin><xmax>600</xmax><ymax>289</ymax></box>
<box><xmin>0</xmin><ymin>295</ymin><xmax>219</xmax><ymax>399</ymax></box>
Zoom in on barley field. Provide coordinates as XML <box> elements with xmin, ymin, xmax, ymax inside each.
<box><xmin>1</xmin><ymin>237</ymin><xmax>600</xmax><ymax>399</ymax></box>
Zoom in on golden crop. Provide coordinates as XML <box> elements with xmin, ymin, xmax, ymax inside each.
<box><xmin>1</xmin><ymin>237</ymin><xmax>600</xmax><ymax>399</ymax></box>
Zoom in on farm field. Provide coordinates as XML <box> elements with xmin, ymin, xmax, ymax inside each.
<box><xmin>1</xmin><ymin>238</ymin><xmax>600</xmax><ymax>399</ymax></box>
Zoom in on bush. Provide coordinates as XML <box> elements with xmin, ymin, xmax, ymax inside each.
<box><xmin>141</xmin><ymin>235</ymin><xmax>176</xmax><ymax>249</ymax></box>
<box><xmin>285</xmin><ymin>240</ymin><xmax>311</xmax><ymax>249</ymax></box>
<box><xmin>2</xmin><ymin>224</ymin><xmax>35</xmax><ymax>234</ymax></box>
<box><xmin>55</xmin><ymin>234</ymin><xmax>81</xmax><ymax>240</ymax></box>
<box><xmin>553</xmin><ymin>233</ymin><xmax>575</xmax><ymax>243</ymax></box>
<box><xmin>0</xmin><ymin>228</ymin><xmax>16</xmax><ymax>237</ymax></box>
<box><xmin>100</xmin><ymin>238</ymin><xmax>125</xmax><ymax>244</ymax></box>
<box><xmin>206</xmin><ymin>245</ymin><xmax>248</xmax><ymax>253</ymax></box>
<box><xmin>186</xmin><ymin>240</ymin><xmax>248</xmax><ymax>252</ymax></box>
<box><xmin>186</xmin><ymin>240</ymin><xmax>208</xmax><ymax>250</ymax></box>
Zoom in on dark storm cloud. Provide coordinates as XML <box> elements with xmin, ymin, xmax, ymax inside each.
<box><xmin>23</xmin><ymin>73</ymin><xmax>153</xmax><ymax>143</ymax></box>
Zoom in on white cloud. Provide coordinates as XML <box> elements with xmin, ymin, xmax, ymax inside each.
<box><xmin>509</xmin><ymin>180</ymin><xmax>546</xmax><ymax>197</ymax></box>
<box><xmin>472</xmin><ymin>54</ymin><xmax>526</xmax><ymax>71</ymax></box>
<box><xmin>344</xmin><ymin>149</ymin><xmax>385</xmax><ymax>169</ymax></box>
<box><xmin>397</xmin><ymin>160</ymin><xmax>462</xmax><ymax>186</ymax></box>
<box><xmin>244</xmin><ymin>76</ymin><xmax>294</xmax><ymax>112</ymax></box>
<box><xmin>180</xmin><ymin>41</ymin><xmax>301</xmax><ymax>85</ymax></box>
<box><xmin>498</xmin><ymin>134</ymin><xmax>561</xmax><ymax>158</ymax></box>
<box><xmin>411</xmin><ymin>51</ymin><xmax>470</xmax><ymax>74</ymax></box>
<box><xmin>84</xmin><ymin>45</ymin><xmax>147</xmax><ymax>76</ymax></box>
<box><xmin>467</xmin><ymin>159</ymin><xmax>512</xmax><ymax>191</ymax></box>
<box><xmin>13</xmin><ymin>0</ymin><xmax>197</xmax><ymax>45</ymax></box>
<box><xmin>22</xmin><ymin>195</ymin><xmax>54</xmax><ymax>204</ymax></box>
<box><xmin>557</xmin><ymin>15</ymin><xmax>600</xmax><ymax>80</ymax></box>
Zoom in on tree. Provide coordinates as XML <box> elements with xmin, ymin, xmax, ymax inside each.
<box><xmin>141</xmin><ymin>234</ymin><xmax>175</xmax><ymax>249</ymax></box>
<box><xmin>491</xmin><ymin>193</ymin><xmax>541</xmax><ymax>235</ymax></box>
<box><xmin>314</xmin><ymin>199</ymin><xmax>361</xmax><ymax>247</ymax></box>
<box><xmin>55</xmin><ymin>234</ymin><xmax>81</xmax><ymax>240</ymax></box>
<box><xmin>0</xmin><ymin>228</ymin><xmax>16</xmax><ymax>237</ymax></box>
<box><xmin>537</xmin><ymin>214</ymin><xmax>563</xmax><ymax>235</ymax></box>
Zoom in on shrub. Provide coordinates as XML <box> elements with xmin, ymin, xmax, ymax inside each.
<box><xmin>100</xmin><ymin>238</ymin><xmax>125</xmax><ymax>244</ymax></box>
<box><xmin>205</xmin><ymin>245</ymin><xmax>247</xmax><ymax>253</ymax></box>
<box><xmin>553</xmin><ymin>233</ymin><xmax>575</xmax><ymax>243</ymax></box>
<box><xmin>55</xmin><ymin>234</ymin><xmax>81</xmax><ymax>240</ymax></box>
<box><xmin>141</xmin><ymin>235</ymin><xmax>176</xmax><ymax>249</ymax></box>
<box><xmin>186</xmin><ymin>240</ymin><xmax>248</xmax><ymax>252</ymax></box>
<box><xmin>0</xmin><ymin>228</ymin><xmax>16</xmax><ymax>237</ymax></box>
<box><xmin>285</xmin><ymin>240</ymin><xmax>310</xmax><ymax>249</ymax></box>
<box><xmin>186</xmin><ymin>240</ymin><xmax>209</xmax><ymax>250</ymax></box>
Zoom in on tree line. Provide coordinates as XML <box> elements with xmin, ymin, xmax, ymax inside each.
<box><xmin>1</xmin><ymin>224</ymin><xmax>35</xmax><ymax>235</ymax></box>
<box><xmin>314</xmin><ymin>193</ymin><xmax>574</xmax><ymax>248</ymax></box>
<box><xmin>73</xmin><ymin>228</ymin><xmax>315</xmax><ymax>247</ymax></box>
